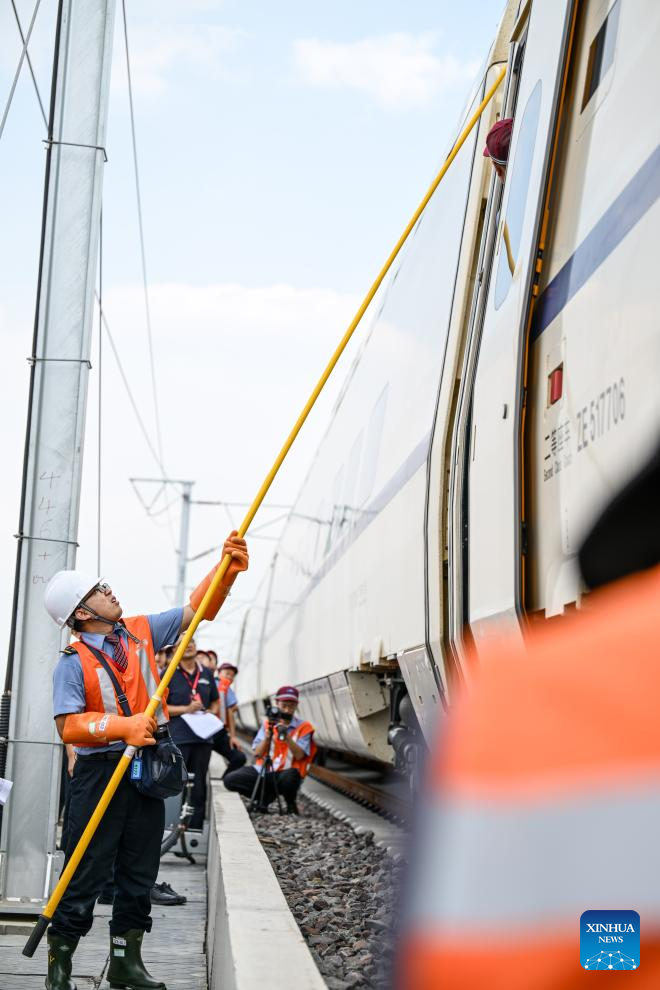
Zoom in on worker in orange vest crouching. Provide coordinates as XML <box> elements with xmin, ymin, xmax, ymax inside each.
<box><xmin>43</xmin><ymin>531</ymin><xmax>248</xmax><ymax>990</ymax></box>
<box><xmin>223</xmin><ymin>685</ymin><xmax>316</xmax><ymax>814</ymax></box>
<box><xmin>397</xmin><ymin>445</ymin><xmax>660</xmax><ymax>989</ymax></box>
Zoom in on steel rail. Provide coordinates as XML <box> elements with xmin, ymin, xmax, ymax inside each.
<box><xmin>308</xmin><ymin>764</ymin><xmax>409</xmax><ymax>821</ymax></box>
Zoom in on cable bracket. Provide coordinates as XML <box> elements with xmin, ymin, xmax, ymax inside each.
<box><xmin>43</xmin><ymin>138</ymin><xmax>108</xmax><ymax>162</ymax></box>
<box><xmin>14</xmin><ymin>533</ymin><xmax>80</xmax><ymax>547</ymax></box>
<box><xmin>27</xmin><ymin>356</ymin><xmax>92</xmax><ymax>369</ymax></box>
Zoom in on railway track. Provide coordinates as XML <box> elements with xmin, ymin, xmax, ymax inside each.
<box><xmin>235</xmin><ymin>726</ymin><xmax>410</xmax><ymax>822</ymax></box>
<box><xmin>307</xmin><ymin>763</ymin><xmax>410</xmax><ymax>822</ymax></box>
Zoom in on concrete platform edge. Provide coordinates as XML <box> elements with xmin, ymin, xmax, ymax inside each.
<box><xmin>206</xmin><ymin>782</ymin><xmax>326</xmax><ymax>990</ymax></box>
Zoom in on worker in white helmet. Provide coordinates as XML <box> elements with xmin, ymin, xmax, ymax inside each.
<box><xmin>42</xmin><ymin>532</ymin><xmax>248</xmax><ymax>990</ymax></box>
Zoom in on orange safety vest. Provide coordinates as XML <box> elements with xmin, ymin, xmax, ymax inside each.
<box><xmin>255</xmin><ymin>718</ymin><xmax>316</xmax><ymax>776</ymax></box>
<box><xmin>68</xmin><ymin>615</ymin><xmax>169</xmax><ymax>746</ymax></box>
<box><xmin>399</xmin><ymin>566</ymin><xmax>660</xmax><ymax>989</ymax></box>
<box><xmin>217</xmin><ymin>676</ymin><xmax>235</xmax><ymax>724</ymax></box>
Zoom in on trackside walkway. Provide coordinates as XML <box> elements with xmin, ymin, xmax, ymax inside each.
<box><xmin>0</xmin><ymin>850</ymin><xmax>207</xmax><ymax>990</ymax></box>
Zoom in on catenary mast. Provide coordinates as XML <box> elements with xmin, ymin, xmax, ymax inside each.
<box><xmin>0</xmin><ymin>0</ymin><xmax>117</xmax><ymax>908</ymax></box>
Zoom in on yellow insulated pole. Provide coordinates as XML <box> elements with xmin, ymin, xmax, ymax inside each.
<box><xmin>24</xmin><ymin>64</ymin><xmax>506</xmax><ymax>956</ymax></box>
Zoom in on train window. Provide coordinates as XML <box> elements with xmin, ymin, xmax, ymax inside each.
<box><xmin>356</xmin><ymin>385</ymin><xmax>388</xmax><ymax>507</ymax></box>
<box><xmin>494</xmin><ymin>80</ymin><xmax>542</xmax><ymax>310</ymax></box>
<box><xmin>581</xmin><ymin>0</ymin><xmax>621</xmax><ymax>112</ymax></box>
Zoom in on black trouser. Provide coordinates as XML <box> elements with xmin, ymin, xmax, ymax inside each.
<box><xmin>178</xmin><ymin>742</ymin><xmax>212</xmax><ymax>829</ymax></box>
<box><xmin>50</xmin><ymin>753</ymin><xmax>164</xmax><ymax>940</ymax></box>
<box><xmin>212</xmin><ymin>728</ymin><xmax>247</xmax><ymax>775</ymax></box>
<box><xmin>223</xmin><ymin>765</ymin><xmax>301</xmax><ymax>805</ymax></box>
<box><xmin>59</xmin><ymin>767</ymin><xmax>73</xmax><ymax>853</ymax></box>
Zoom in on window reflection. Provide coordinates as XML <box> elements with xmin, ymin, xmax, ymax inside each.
<box><xmin>582</xmin><ymin>0</ymin><xmax>620</xmax><ymax>112</ymax></box>
<box><xmin>494</xmin><ymin>80</ymin><xmax>542</xmax><ymax>309</ymax></box>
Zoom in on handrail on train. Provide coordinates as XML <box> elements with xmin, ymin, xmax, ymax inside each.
<box><xmin>23</xmin><ymin>63</ymin><xmax>507</xmax><ymax>958</ymax></box>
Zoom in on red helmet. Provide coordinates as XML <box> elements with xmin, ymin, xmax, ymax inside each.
<box><xmin>483</xmin><ymin>117</ymin><xmax>513</xmax><ymax>165</ymax></box>
<box><xmin>275</xmin><ymin>685</ymin><xmax>299</xmax><ymax>702</ymax></box>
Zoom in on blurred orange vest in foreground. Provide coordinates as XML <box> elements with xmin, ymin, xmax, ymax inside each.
<box><xmin>399</xmin><ymin>566</ymin><xmax>660</xmax><ymax>989</ymax></box>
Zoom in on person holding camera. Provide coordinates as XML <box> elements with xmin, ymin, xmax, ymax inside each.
<box><xmin>223</xmin><ymin>685</ymin><xmax>315</xmax><ymax>814</ymax></box>
<box><xmin>43</xmin><ymin>531</ymin><xmax>248</xmax><ymax>990</ymax></box>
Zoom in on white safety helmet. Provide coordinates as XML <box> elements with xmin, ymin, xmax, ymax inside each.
<box><xmin>44</xmin><ymin>570</ymin><xmax>103</xmax><ymax>629</ymax></box>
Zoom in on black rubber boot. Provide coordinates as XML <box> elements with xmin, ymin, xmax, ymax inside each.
<box><xmin>45</xmin><ymin>932</ymin><xmax>79</xmax><ymax>990</ymax></box>
<box><xmin>107</xmin><ymin>930</ymin><xmax>166</xmax><ymax>989</ymax></box>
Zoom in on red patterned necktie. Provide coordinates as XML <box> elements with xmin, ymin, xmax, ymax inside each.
<box><xmin>105</xmin><ymin>631</ymin><xmax>128</xmax><ymax>673</ymax></box>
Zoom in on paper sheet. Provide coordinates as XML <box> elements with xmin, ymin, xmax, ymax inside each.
<box><xmin>180</xmin><ymin>711</ymin><xmax>224</xmax><ymax>740</ymax></box>
<box><xmin>0</xmin><ymin>777</ymin><xmax>13</xmax><ymax>806</ymax></box>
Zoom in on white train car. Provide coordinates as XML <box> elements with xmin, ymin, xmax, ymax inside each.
<box><xmin>237</xmin><ymin>0</ymin><xmax>660</xmax><ymax>767</ymax></box>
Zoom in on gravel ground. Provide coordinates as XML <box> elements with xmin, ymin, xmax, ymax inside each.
<box><xmin>251</xmin><ymin>795</ymin><xmax>404</xmax><ymax>989</ymax></box>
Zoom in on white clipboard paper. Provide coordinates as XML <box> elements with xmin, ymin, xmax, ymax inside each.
<box><xmin>180</xmin><ymin>711</ymin><xmax>224</xmax><ymax>740</ymax></box>
<box><xmin>0</xmin><ymin>777</ymin><xmax>13</xmax><ymax>806</ymax></box>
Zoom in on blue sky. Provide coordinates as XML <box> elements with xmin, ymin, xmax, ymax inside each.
<box><xmin>0</xmin><ymin>0</ymin><xmax>504</xmax><ymax>668</ymax></box>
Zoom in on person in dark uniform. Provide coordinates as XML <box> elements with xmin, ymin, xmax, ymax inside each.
<box><xmin>211</xmin><ymin>661</ymin><xmax>247</xmax><ymax>776</ymax></box>
<box><xmin>43</xmin><ymin>531</ymin><xmax>248</xmax><ymax>990</ymax></box>
<box><xmin>165</xmin><ymin>636</ymin><xmax>220</xmax><ymax>829</ymax></box>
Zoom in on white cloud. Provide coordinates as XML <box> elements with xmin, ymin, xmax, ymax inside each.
<box><xmin>0</xmin><ymin>278</ymin><xmax>365</xmax><ymax>681</ymax></box>
<box><xmin>293</xmin><ymin>33</ymin><xmax>478</xmax><ymax>110</ymax></box>
<box><xmin>112</xmin><ymin>24</ymin><xmax>243</xmax><ymax>99</ymax></box>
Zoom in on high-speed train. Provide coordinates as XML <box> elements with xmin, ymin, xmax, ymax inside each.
<box><xmin>236</xmin><ymin>0</ymin><xmax>660</xmax><ymax>769</ymax></box>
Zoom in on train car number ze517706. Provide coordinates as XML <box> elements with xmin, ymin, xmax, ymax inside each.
<box><xmin>576</xmin><ymin>378</ymin><xmax>626</xmax><ymax>453</ymax></box>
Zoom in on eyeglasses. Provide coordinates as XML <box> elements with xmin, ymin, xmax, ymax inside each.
<box><xmin>85</xmin><ymin>582</ymin><xmax>111</xmax><ymax>601</ymax></box>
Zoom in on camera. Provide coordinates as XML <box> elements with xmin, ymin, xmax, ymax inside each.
<box><xmin>265</xmin><ymin>705</ymin><xmax>293</xmax><ymax>726</ymax></box>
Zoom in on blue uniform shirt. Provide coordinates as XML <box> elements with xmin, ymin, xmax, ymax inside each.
<box><xmin>53</xmin><ymin>607</ymin><xmax>183</xmax><ymax>755</ymax></box>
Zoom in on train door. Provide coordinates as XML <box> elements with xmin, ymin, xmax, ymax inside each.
<box><xmin>466</xmin><ymin>0</ymin><xmax>578</xmax><ymax>646</ymax></box>
<box><xmin>524</xmin><ymin>0</ymin><xmax>660</xmax><ymax>615</ymax></box>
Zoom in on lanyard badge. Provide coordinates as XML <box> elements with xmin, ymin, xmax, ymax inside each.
<box><xmin>181</xmin><ymin>665</ymin><xmax>202</xmax><ymax>705</ymax></box>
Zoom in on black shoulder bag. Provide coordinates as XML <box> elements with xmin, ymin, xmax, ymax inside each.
<box><xmin>86</xmin><ymin>644</ymin><xmax>188</xmax><ymax>800</ymax></box>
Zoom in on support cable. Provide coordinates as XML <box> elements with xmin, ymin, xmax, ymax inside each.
<box><xmin>120</xmin><ymin>0</ymin><xmax>178</xmax><ymax>548</ymax></box>
<box><xmin>120</xmin><ymin>0</ymin><xmax>165</xmax><ymax>469</ymax></box>
<box><xmin>9</xmin><ymin>0</ymin><xmax>48</xmax><ymax>128</ymax></box>
<box><xmin>0</xmin><ymin>0</ymin><xmax>43</xmax><ymax>145</ymax></box>
<box><xmin>8</xmin><ymin>0</ymin><xmax>176</xmax><ymax>554</ymax></box>
<box><xmin>99</xmin><ymin>313</ymin><xmax>176</xmax><ymax>550</ymax></box>
<box><xmin>4</xmin><ymin>0</ymin><xmax>63</xmax><ymax>698</ymax></box>
<box><xmin>98</xmin><ymin>306</ymin><xmax>165</xmax><ymax>474</ymax></box>
<box><xmin>192</xmin><ymin>500</ymin><xmax>292</xmax><ymax>510</ymax></box>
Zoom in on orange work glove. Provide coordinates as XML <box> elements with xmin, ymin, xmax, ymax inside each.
<box><xmin>189</xmin><ymin>530</ymin><xmax>249</xmax><ymax>620</ymax></box>
<box><xmin>62</xmin><ymin>712</ymin><xmax>157</xmax><ymax>747</ymax></box>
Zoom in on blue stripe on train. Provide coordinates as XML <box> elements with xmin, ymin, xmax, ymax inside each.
<box><xmin>531</xmin><ymin>142</ymin><xmax>660</xmax><ymax>343</ymax></box>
